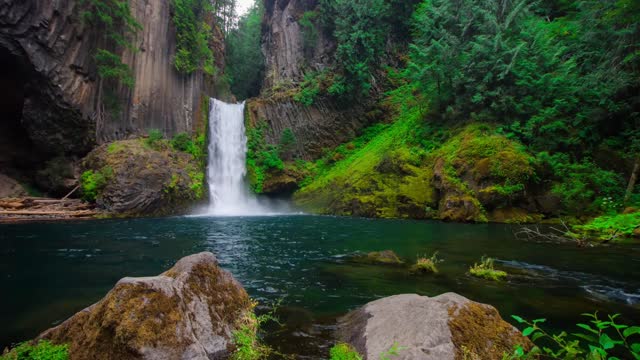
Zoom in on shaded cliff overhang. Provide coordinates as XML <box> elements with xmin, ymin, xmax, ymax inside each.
<box><xmin>0</xmin><ymin>0</ymin><xmax>96</xmax><ymax>161</ymax></box>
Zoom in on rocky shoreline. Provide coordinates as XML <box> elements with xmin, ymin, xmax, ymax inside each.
<box><xmin>3</xmin><ymin>253</ymin><xmax>532</xmax><ymax>360</ymax></box>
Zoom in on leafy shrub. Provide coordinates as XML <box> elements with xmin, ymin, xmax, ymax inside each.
<box><xmin>246</xmin><ymin>122</ymin><xmax>285</xmax><ymax>193</ymax></box>
<box><xmin>80</xmin><ymin>0</ymin><xmax>141</xmax><ymax>90</ymax></box>
<box><xmin>507</xmin><ymin>313</ymin><xmax>640</xmax><ymax>359</ymax></box>
<box><xmin>80</xmin><ymin>167</ymin><xmax>113</xmax><ymax>202</ymax></box>
<box><xmin>171</xmin><ymin>133</ymin><xmax>192</xmax><ymax>152</ymax></box>
<box><xmin>0</xmin><ymin>340</ymin><xmax>69</xmax><ymax>360</ymax></box>
<box><xmin>279</xmin><ymin>128</ymin><xmax>297</xmax><ymax>160</ymax></box>
<box><xmin>230</xmin><ymin>300</ymin><xmax>277</xmax><ymax>360</ymax></box>
<box><xmin>294</xmin><ymin>72</ymin><xmax>322</xmax><ymax>106</ymax></box>
<box><xmin>329</xmin><ymin>343</ymin><xmax>362</xmax><ymax>360</ymax></box>
<box><xmin>260</xmin><ymin>148</ymin><xmax>284</xmax><ymax>171</ymax></box>
<box><xmin>537</xmin><ymin>152</ymin><xmax>624</xmax><ymax>214</ymax></box>
<box><xmin>573</xmin><ymin>212</ymin><xmax>640</xmax><ymax>242</ymax></box>
<box><xmin>172</xmin><ymin>0</ymin><xmax>215</xmax><ymax>75</ymax></box>
<box><xmin>95</xmin><ymin>49</ymin><xmax>135</xmax><ymax>88</ymax></box>
<box><xmin>145</xmin><ymin>129</ymin><xmax>164</xmax><ymax>149</ymax></box>
<box><xmin>469</xmin><ymin>256</ymin><xmax>507</xmax><ymax>281</ymax></box>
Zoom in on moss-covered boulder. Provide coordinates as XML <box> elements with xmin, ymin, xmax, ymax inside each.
<box><xmin>295</xmin><ymin>119</ymin><xmax>544</xmax><ymax>223</ymax></box>
<box><xmin>38</xmin><ymin>252</ymin><xmax>252</xmax><ymax>360</ymax></box>
<box><xmin>338</xmin><ymin>293</ymin><xmax>531</xmax><ymax>360</ymax></box>
<box><xmin>261</xmin><ymin>167</ymin><xmax>305</xmax><ymax>196</ymax></box>
<box><xmin>81</xmin><ymin>139</ymin><xmax>205</xmax><ymax>216</ymax></box>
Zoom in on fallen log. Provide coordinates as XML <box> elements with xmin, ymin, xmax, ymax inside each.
<box><xmin>0</xmin><ymin>210</ymin><xmax>97</xmax><ymax>217</ymax></box>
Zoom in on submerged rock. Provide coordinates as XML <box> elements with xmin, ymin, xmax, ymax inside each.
<box><xmin>38</xmin><ymin>252</ymin><xmax>251</xmax><ymax>360</ymax></box>
<box><xmin>338</xmin><ymin>293</ymin><xmax>531</xmax><ymax>360</ymax></box>
<box><xmin>353</xmin><ymin>250</ymin><xmax>404</xmax><ymax>265</ymax></box>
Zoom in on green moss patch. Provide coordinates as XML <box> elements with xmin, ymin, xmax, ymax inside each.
<box><xmin>293</xmin><ymin>105</ymin><xmax>540</xmax><ymax>222</ymax></box>
<box><xmin>81</xmin><ymin>138</ymin><xmax>207</xmax><ymax>216</ymax></box>
<box><xmin>469</xmin><ymin>257</ymin><xmax>508</xmax><ymax>281</ymax></box>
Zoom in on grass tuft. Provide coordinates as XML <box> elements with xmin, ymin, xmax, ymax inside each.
<box><xmin>469</xmin><ymin>256</ymin><xmax>507</xmax><ymax>281</ymax></box>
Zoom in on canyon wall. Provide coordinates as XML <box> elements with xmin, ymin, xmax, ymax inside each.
<box><xmin>248</xmin><ymin>0</ymin><xmax>380</xmax><ymax>160</ymax></box>
<box><xmin>0</xmin><ymin>0</ymin><xmax>222</xmax><ymax>158</ymax></box>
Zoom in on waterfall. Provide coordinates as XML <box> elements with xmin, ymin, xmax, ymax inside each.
<box><xmin>206</xmin><ymin>98</ymin><xmax>282</xmax><ymax>216</ymax></box>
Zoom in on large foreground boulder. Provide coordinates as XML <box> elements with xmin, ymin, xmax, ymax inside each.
<box><xmin>338</xmin><ymin>293</ymin><xmax>531</xmax><ymax>360</ymax></box>
<box><xmin>38</xmin><ymin>252</ymin><xmax>251</xmax><ymax>360</ymax></box>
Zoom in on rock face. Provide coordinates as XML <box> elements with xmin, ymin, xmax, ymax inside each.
<box><xmin>338</xmin><ymin>293</ymin><xmax>531</xmax><ymax>360</ymax></box>
<box><xmin>247</xmin><ymin>98</ymin><xmax>379</xmax><ymax>160</ymax></box>
<box><xmin>249</xmin><ymin>0</ymin><xmax>381</xmax><ymax>160</ymax></box>
<box><xmin>0</xmin><ymin>0</ymin><xmax>221</xmax><ymax>177</ymax></box>
<box><xmin>39</xmin><ymin>252</ymin><xmax>251</xmax><ymax>360</ymax></box>
<box><xmin>0</xmin><ymin>173</ymin><xmax>27</xmax><ymax>198</ymax></box>
<box><xmin>82</xmin><ymin>140</ymin><xmax>205</xmax><ymax>216</ymax></box>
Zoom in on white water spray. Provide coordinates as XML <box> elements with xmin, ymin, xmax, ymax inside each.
<box><xmin>206</xmin><ymin>98</ymin><xmax>287</xmax><ymax>216</ymax></box>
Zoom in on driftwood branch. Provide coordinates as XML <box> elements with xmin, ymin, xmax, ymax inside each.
<box><xmin>514</xmin><ymin>221</ymin><xmax>589</xmax><ymax>246</ymax></box>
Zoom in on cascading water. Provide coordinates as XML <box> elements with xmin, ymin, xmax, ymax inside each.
<box><xmin>206</xmin><ymin>98</ymin><xmax>283</xmax><ymax>215</ymax></box>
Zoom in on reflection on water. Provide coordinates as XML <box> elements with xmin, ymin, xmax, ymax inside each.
<box><xmin>1</xmin><ymin>215</ymin><xmax>639</xmax><ymax>358</ymax></box>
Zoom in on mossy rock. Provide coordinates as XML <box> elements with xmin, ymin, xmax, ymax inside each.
<box><xmin>338</xmin><ymin>293</ymin><xmax>532</xmax><ymax>359</ymax></box>
<box><xmin>81</xmin><ymin>139</ymin><xmax>206</xmax><ymax>217</ymax></box>
<box><xmin>37</xmin><ymin>252</ymin><xmax>251</xmax><ymax>360</ymax></box>
<box><xmin>352</xmin><ymin>250</ymin><xmax>404</xmax><ymax>265</ymax></box>
<box><xmin>261</xmin><ymin>167</ymin><xmax>305</xmax><ymax>196</ymax></box>
<box><xmin>409</xmin><ymin>258</ymin><xmax>438</xmax><ymax>274</ymax></box>
<box><xmin>295</xmin><ymin>120</ymin><xmax>542</xmax><ymax>223</ymax></box>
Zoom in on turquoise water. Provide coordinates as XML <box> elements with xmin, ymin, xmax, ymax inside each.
<box><xmin>1</xmin><ymin>215</ymin><xmax>639</xmax><ymax>357</ymax></box>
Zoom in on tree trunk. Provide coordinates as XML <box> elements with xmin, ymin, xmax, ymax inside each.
<box><xmin>624</xmin><ymin>157</ymin><xmax>639</xmax><ymax>205</ymax></box>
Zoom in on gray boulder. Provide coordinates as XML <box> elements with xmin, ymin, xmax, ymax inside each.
<box><xmin>338</xmin><ymin>293</ymin><xmax>531</xmax><ymax>360</ymax></box>
<box><xmin>38</xmin><ymin>252</ymin><xmax>251</xmax><ymax>360</ymax></box>
<box><xmin>0</xmin><ymin>173</ymin><xmax>27</xmax><ymax>198</ymax></box>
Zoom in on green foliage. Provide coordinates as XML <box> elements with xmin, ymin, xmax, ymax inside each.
<box><xmin>507</xmin><ymin>313</ymin><xmax>640</xmax><ymax>360</ymax></box>
<box><xmin>95</xmin><ymin>49</ymin><xmax>135</xmax><ymax>88</ymax></box>
<box><xmin>294</xmin><ymin>72</ymin><xmax>322</xmax><ymax>106</ymax></box>
<box><xmin>226</xmin><ymin>1</ymin><xmax>264</xmax><ymax>99</ymax></box>
<box><xmin>407</xmin><ymin>0</ymin><xmax>639</xmax><ymax>156</ymax></box>
<box><xmin>80</xmin><ymin>0</ymin><xmax>141</xmax><ymax>88</ymax></box>
<box><xmin>409</xmin><ymin>251</ymin><xmax>441</xmax><ymax>274</ymax></box>
<box><xmin>573</xmin><ymin>212</ymin><xmax>640</xmax><ymax>242</ymax></box>
<box><xmin>328</xmin><ymin>343</ymin><xmax>403</xmax><ymax>360</ymax></box>
<box><xmin>327</xmin><ymin>0</ymin><xmax>390</xmax><ymax>95</ymax></box>
<box><xmin>0</xmin><ymin>340</ymin><xmax>69</xmax><ymax>360</ymax></box>
<box><xmin>279</xmin><ymin>128</ymin><xmax>297</xmax><ymax>160</ymax></box>
<box><xmin>230</xmin><ymin>300</ymin><xmax>278</xmax><ymax>360</ymax></box>
<box><xmin>172</xmin><ymin>0</ymin><xmax>215</xmax><ymax>75</ymax></box>
<box><xmin>170</xmin><ymin>133</ymin><xmax>192</xmax><ymax>152</ymax></box>
<box><xmin>145</xmin><ymin>129</ymin><xmax>164</xmax><ymax>149</ymax></box>
<box><xmin>299</xmin><ymin>11</ymin><xmax>319</xmax><ymax>58</ymax></box>
<box><xmin>469</xmin><ymin>256</ymin><xmax>507</xmax><ymax>281</ymax></box>
<box><xmin>80</xmin><ymin>167</ymin><xmax>113</xmax><ymax>202</ymax></box>
<box><xmin>379</xmin><ymin>343</ymin><xmax>404</xmax><ymax>360</ymax></box>
<box><xmin>107</xmin><ymin>142</ymin><xmax>124</xmax><ymax>154</ymax></box>
<box><xmin>246</xmin><ymin>121</ymin><xmax>285</xmax><ymax>193</ymax></box>
<box><xmin>537</xmin><ymin>152</ymin><xmax>624</xmax><ymax>214</ymax></box>
<box><xmin>329</xmin><ymin>343</ymin><xmax>362</xmax><ymax>360</ymax></box>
